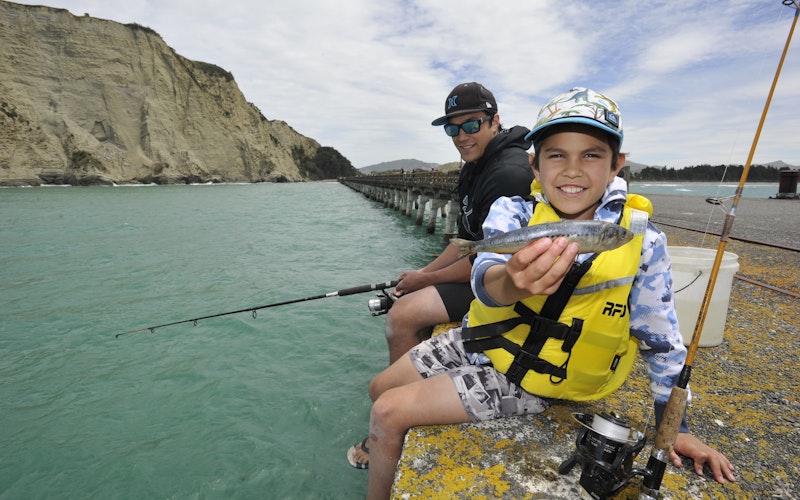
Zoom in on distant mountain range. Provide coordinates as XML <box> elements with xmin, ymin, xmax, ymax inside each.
<box><xmin>359</xmin><ymin>159</ymin><xmax>437</xmax><ymax>173</ymax></box>
<box><xmin>361</xmin><ymin>158</ymin><xmax>796</xmax><ymax>174</ymax></box>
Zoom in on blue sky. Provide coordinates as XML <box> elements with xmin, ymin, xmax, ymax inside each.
<box><xmin>13</xmin><ymin>0</ymin><xmax>800</xmax><ymax>169</ymax></box>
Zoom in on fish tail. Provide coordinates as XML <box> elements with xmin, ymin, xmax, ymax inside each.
<box><xmin>450</xmin><ymin>237</ymin><xmax>474</xmax><ymax>258</ymax></box>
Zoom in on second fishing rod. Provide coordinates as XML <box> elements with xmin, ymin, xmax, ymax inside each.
<box><xmin>115</xmin><ymin>279</ymin><xmax>399</xmax><ymax>338</ymax></box>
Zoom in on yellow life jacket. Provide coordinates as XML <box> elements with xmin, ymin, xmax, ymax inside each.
<box><xmin>463</xmin><ymin>193</ymin><xmax>652</xmax><ymax>401</ymax></box>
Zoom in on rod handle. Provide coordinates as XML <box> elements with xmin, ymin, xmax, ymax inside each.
<box><xmin>655</xmin><ymin>386</ymin><xmax>689</xmax><ymax>451</ymax></box>
<box><xmin>337</xmin><ymin>280</ymin><xmax>399</xmax><ymax>296</ymax></box>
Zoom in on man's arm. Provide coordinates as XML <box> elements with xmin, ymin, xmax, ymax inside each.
<box><xmin>394</xmin><ymin>243</ymin><xmax>471</xmax><ymax>296</ymax></box>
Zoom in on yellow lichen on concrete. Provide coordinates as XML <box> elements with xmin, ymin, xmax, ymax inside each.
<box><xmin>394</xmin><ymin>425</ymin><xmax>513</xmax><ymax>498</ymax></box>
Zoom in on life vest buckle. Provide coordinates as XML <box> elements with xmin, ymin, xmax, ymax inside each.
<box><xmin>506</xmin><ymin>350</ymin><xmax>536</xmax><ymax>384</ymax></box>
<box><xmin>505</xmin><ymin>348</ymin><xmax>565</xmax><ymax>386</ymax></box>
<box><xmin>562</xmin><ymin>318</ymin><xmax>584</xmax><ymax>352</ymax></box>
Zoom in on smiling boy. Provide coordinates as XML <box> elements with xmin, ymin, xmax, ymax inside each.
<box><xmin>361</xmin><ymin>88</ymin><xmax>736</xmax><ymax>499</ymax></box>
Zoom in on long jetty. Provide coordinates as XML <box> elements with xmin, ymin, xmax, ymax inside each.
<box><xmin>339</xmin><ymin>171</ymin><xmax>461</xmax><ymax>241</ymax></box>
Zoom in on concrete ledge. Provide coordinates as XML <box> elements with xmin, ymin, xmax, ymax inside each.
<box><xmin>392</xmin><ymin>226</ymin><xmax>800</xmax><ymax>499</ymax></box>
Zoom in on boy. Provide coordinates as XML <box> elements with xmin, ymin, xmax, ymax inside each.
<box><xmin>362</xmin><ymin>88</ymin><xmax>736</xmax><ymax>499</ymax></box>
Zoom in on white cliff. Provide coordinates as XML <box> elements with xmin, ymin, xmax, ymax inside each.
<box><xmin>0</xmin><ymin>1</ymin><xmax>353</xmax><ymax>186</ymax></box>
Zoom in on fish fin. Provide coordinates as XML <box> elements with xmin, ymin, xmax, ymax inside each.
<box><xmin>450</xmin><ymin>238</ymin><xmax>474</xmax><ymax>258</ymax></box>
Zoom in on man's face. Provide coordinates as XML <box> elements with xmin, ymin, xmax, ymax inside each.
<box><xmin>448</xmin><ymin>112</ymin><xmax>498</xmax><ymax>163</ymax></box>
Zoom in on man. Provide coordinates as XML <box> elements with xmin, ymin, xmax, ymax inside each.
<box><xmin>348</xmin><ymin>82</ymin><xmax>533</xmax><ymax>470</ymax></box>
<box><xmin>382</xmin><ymin>82</ymin><xmax>534</xmax><ymax>365</ymax></box>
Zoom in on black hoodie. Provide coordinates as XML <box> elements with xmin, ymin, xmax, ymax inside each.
<box><xmin>456</xmin><ymin>125</ymin><xmax>533</xmax><ymax>240</ymax></box>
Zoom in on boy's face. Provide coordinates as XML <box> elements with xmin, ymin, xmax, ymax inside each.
<box><xmin>449</xmin><ymin>112</ymin><xmax>499</xmax><ymax>163</ymax></box>
<box><xmin>533</xmin><ymin>124</ymin><xmax>624</xmax><ymax>220</ymax></box>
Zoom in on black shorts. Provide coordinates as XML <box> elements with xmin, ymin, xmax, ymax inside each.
<box><xmin>434</xmin><ymin>282</ymin><xmax>475</xmax><ymax>322</ymax></box>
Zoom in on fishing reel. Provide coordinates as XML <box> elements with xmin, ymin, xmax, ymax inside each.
<box><xmin>367</xmin><ymin>289</ymin><xmax>397</xmax><ymax>316</ymax></box>
<box><xmin>559</xmin><ymin>412</ymin><xmax>647</xmax><ymax>499</ymax></box>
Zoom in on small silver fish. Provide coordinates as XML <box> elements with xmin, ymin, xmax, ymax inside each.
<box><xmin>451</xmin><ymin>220</ymin><xmax>634</xmax><ymax>257</ymax></box>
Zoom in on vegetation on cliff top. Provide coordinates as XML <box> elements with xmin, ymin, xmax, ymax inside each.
<box><xmin>631</xmin><ymin>164</ymin><xmax>789</xmax><ymax>182</ymax></box>
<box><xmin>292</xmin><ymin>146</ymin><xmax>359</xmax><ymax>180</ymax></box>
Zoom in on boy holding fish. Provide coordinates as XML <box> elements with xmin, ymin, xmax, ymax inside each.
<box><xmin>358</xmin><ymin>87</ymin><xmax>735</xmax><ymax>499</ymax></box>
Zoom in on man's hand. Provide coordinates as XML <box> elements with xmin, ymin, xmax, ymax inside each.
<box><xmin>393</xmin><ymin>270</ymin><xmax>431</xmax><ymax>297</ymax></box>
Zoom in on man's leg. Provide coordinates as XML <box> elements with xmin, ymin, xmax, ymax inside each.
<box><xmin>366</xmin><ymin>356</ymin><xmax>470</xmax><ymax>499</ymax></box>
<box><xmin>384</xmin><ymin>286</ymin><xmax>449</xmax><ymax>364</ymax></box>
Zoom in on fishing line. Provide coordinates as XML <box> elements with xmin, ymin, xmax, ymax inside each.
<box><xmin>115</xmin><ymin>280</ymin><xmax>398</xmax><ymax>338</ymax></box>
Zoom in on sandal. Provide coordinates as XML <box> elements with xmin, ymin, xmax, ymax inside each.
<box><xmin>346</xmin><ymin>437</ymin><xmax>370</xmax><ymax>470</ymax></box>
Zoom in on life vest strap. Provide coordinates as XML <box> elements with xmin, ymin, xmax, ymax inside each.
<box><xmin>462</xmin><ymin>313</ymin><xmax>573</xmax><ymax>347</ymax></box>
<box><xmin>462</xmin><ymin>317</ymin><xmax>584</xmax><ymax>385</ymax></box>
<box><xmin>506</xmin><ymin>343</ymin><xmax>567</xmax><ymax>382</ymax></box>
<box><xmin>466</xmin><ymin>334</ymin><xmax>569</xmax><ymax>382</ymax></box>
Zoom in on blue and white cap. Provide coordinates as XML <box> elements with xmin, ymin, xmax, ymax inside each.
<box><xmin>524</xmin><ymin>87</ymin><xmax>623</xmax><ymax>144</ymax></box>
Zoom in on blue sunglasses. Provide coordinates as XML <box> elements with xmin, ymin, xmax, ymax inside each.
<box><xmin>444</xmin><ymin>115</ymin><xmax>493</xmax><ymax>137</ymax></box>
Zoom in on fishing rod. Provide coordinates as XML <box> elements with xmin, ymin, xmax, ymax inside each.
<box><xmin>640</xmin><ymin>2</ymin><xmax>799</xmax><ymax>498</ymax></box>
<box><xmin>115</xmin><ymin>280</ymin><xmax>398</xmax><ymax>338</ymax></box>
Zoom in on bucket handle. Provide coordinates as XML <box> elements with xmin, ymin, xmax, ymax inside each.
<box><xmin>674</xmin><ymin>270</ymin><xmax>703</xmax><ymax>294</ymax></box>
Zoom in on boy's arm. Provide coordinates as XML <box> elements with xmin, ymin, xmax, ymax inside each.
<box><xmin>629</xmin><ymin>226</ymin><xmax>692</xmax><ymax>428</ymax></box>
<box><xmin>471</xmin><ymin>196</ymin><xmax>530</xmax><ymax>304</ymax></box>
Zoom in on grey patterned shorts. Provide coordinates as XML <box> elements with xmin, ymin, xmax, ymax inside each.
<box><xmin>408</xmin><ymin>326</ymin><xmax>551</xmax><ymax>422</ymax></box>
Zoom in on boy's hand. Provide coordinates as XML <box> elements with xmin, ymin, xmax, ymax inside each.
<box><xmin>505</xmin><ymin>237</ymin><xmax>579</xmax><ymax>297</ymax></box>
<box><xmin>673</xmin><ymin>433</ymin><xmax>736</xmax><ymax>484</ymax></box>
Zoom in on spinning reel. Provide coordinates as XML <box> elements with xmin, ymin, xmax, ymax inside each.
<box><xmin>559</xmin><ymin>412</ymin><xmax>648</xmax><ymax>499</ymax></box>
<box><xmin>366</xmin><ymin>289</ymin><xmax>397</xmax><ymax>316</ymax></box>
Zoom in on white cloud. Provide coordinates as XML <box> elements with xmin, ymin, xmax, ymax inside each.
<box><xmin>11</xmin><ymin>0</ymin><xmax>800</xmax><ymax>168</ymax></box>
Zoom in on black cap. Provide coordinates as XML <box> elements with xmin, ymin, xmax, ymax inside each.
<box><xmin>431</xmin><ymin>82</ymin><xmax>497</xmax><ymax>126</ymax></box>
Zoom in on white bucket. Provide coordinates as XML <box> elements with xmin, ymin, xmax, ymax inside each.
<box><xmin>668</xmin><ymin>246</ymin><xmax>739</xmax><ymax>347</ymax></box>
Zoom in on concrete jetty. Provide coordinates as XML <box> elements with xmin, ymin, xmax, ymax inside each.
<box><xmin>385</xmin><ymin>194</ymin><xmax>800</xmax><ymax>499</ymax></box>
<box><xmin>340</xmin><ymin>174</ymin><xmax>799</xmax><ymax>497</ymax></box>
<box><xmin>340</xmin><ymin>172</ymin><xmax>461</xmax><ymax>239</ymax></box>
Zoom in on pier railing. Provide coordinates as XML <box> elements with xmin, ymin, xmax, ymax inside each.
<box><xmin>339</xmin><ymin>171</ymin><xmax>460</xmax><ymax>241</ymax></box>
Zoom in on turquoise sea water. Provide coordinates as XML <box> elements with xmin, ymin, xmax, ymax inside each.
<box><xmin>0</xmin><ymin>182</ymin><xmax>447</xmax><ymax>499</ymax></box>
